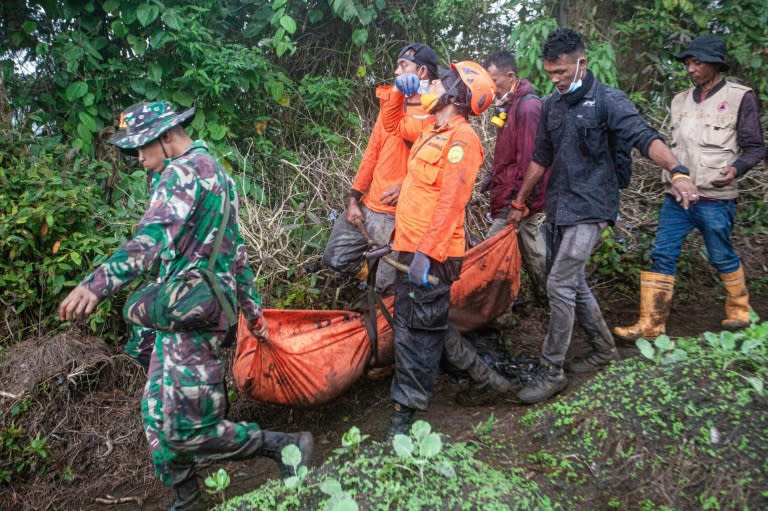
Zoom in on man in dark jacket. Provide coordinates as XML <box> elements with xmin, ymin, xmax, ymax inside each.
<box><xmin>483</xmin><ymin>50</ymin><xmax>549</xmax><ymax>299</ymax></box>
<box><xmin>507</xmin><ymin>29</ymin><xmax>699</xmax><ymax>404</ymax></box>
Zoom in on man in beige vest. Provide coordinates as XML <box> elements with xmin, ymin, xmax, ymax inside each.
<box><xmin>615</xmin><ymin>35</ymin><xmax>766</xmax><ymax>340</ymax></box>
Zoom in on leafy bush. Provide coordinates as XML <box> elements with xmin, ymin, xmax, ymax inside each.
<box><xmin>0</xmin><ymin>132</ymin><xmax>143</xmax><ymax>344</ymax></box>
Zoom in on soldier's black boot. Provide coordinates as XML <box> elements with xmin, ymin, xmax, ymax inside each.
<box><xmin>167</xmin><ymin>465</ymin><xmax>206</xmax><ymax>511</ymax></box>
<box><xmin>260</xmin><ymin>431</ymin><xmax>314</xmax><ymax>478</ymax></box>
<box><xmin>387</xmin><ymin>402</ymin><xmax>414</xmax><ymax>441</ymax></box>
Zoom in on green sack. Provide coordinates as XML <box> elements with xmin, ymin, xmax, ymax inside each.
<box><xmin>123</xmin><ymin>268</ymin><xmax>236</xmax><ymax>332</ymax></box>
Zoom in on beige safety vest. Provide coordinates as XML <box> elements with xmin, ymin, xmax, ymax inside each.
<box><xmin>666</xmin><ymin>81</ymin><xmax>750</xmax><ymax>200</ymax></box>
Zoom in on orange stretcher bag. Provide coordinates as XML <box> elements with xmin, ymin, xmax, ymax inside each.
<box><xmin>233</xmin><ymin>226</ymin><xmax>520</xmax><ymax>406</ymax></box>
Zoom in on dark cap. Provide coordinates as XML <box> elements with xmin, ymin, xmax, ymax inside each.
<box><xmin>398</xmin><ymin>43</ymin><xmax>439</xmax><ymax>78</ymax></box>
<box><xmin>676</xmin><ymin>35</ymin><xmax>729</xmax><ymax>71</ymax></box>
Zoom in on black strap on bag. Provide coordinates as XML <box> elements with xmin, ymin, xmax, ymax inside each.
<box><xmin>202</xmin><ymin>169</ymin><xmax>238</xmax><ymax>329</ymax></box>
<box><xmin>362</xmin><ymin>257</ymin><xmax>395</xmax><ymax>367</ymax></box>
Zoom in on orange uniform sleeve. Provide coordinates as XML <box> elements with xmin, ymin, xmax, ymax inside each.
<box><xmin>379</xmin><ymin>86</ymin><xmax>426</xmax><ymax>143</ymax></box>
<box><xmin>350</xmin><ymin>114</ymin><xmax>384</xmax><ymax>196</ymax></box>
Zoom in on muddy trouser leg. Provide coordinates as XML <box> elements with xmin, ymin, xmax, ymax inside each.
<box><xmin>362</xmin><ymin>207</ymin><xmax>397</xmax><ymax>292</ymax></box>
<box><xmin>575</xmin><ymin>278</ymin><xmax>616</xmax><ymax>354</ymax></box>
<box><xmin>541</xmin><ymin>223</ymin><xmax>607</xmax><ymax>367</ymax></box>
<box><xmin>517</xmin><ymin>212</ymin><xmax>549</xmax><ymax>300</ymax></box>
<box><xmin>442</xmin><ymin>325</ymin><xmax>513</xmax><ymax>392</ymax></box>
<box><xmin>322</xmin><ymin>205</ymin><xmax>396</xmax><ymax>292</ymax></box>
<box><xmin>144</xmin><ymin>330</ymin><xmax>271</xmax><ymax>488</ymax></box>
<box><xmin>390</xmin><ymin>275</ymin><xmax>452</xmax><ymax>411</ymax></box>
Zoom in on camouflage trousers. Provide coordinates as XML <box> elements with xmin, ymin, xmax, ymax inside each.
<box><xmin>142</xmin><ymin>329</ymin><xmax>261</xmax><ymax>485</ymax></box>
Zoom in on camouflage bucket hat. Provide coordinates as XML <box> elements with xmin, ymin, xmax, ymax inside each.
<box><xmin>108</xmin><ymin>101</ymin><xmax>195</xmax><ymax>155</ymax></box>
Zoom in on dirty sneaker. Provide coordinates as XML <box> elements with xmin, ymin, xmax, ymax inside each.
<box><xmin>517</xmin><ymin>364</ymin><xmax>567</xmax><ymax>404</ymax></box>
<box><xmin>569</xmin><ymin>349</ymin><xmax>620</xmax><ymax>373</ymax></box>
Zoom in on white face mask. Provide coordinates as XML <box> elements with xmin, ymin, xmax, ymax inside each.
<box><xmin>560</xmin><ymin>59</ymin><xmax>583</xmax><ymax>95</ymax></box>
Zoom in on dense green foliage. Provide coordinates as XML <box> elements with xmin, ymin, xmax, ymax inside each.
<box><xmin>1</xmin><ymin>0</ymin><xmax>766</xmax><ymax>345</ymax></box>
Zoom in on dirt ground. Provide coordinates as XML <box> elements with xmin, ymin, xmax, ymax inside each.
<box><xmin>2</xmin><ymin>244</ymin><xmax>766</xmax><ymax>510</ymax></box>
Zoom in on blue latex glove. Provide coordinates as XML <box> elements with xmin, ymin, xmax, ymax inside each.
<box><xmin>395</xmin><ymin>73</ymin><xmax>420</xmax><ymax>97</ymax></box>
<box><xmin>408</xmin><ymin>252</ymin><xmax>432</xmax><ymax>288</ymax></box>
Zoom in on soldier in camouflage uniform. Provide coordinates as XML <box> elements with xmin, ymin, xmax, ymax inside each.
<box><xmin>58</xmin><ymin>101</ymin><xmax>313</xmax><ymax>511</ymax></box>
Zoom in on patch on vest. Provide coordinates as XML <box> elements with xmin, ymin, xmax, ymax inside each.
<box><xmin>717</xmin><ymin>101</ymin><xmax>729</xmax><ymax>112</ymax></box>
<box><xmin>447</xmin><ymin>145</ymin><xmax>464</xmax><ymax>163</ymax></box>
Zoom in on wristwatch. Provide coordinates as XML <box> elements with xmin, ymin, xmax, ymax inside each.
<box><xmin>670</xmin><ymin>165</ymin><xmax>690</xmax><ymax>176</ymax></box>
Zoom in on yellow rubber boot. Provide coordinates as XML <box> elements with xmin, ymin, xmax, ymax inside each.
<box><xmin>613</xmin><ymin>271</ymin><xmax>675</xmax><ymax>341</ymax></box>
<box><xmin>720</xmin><ymin>265</ymin><xmax>753</xmax><ymax>330</ymax></box>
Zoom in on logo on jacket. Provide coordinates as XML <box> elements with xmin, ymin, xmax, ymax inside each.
<box><xmin>583</xmin><ymin>100</ymin><xmax>595</xmax><ymax>107</ymax></box>
<box><xmin>447</xmin><ymin>145</ymin><xmax>464</xmax><ymax>163</ymax></box>
<box><xmin>717</xmin><ymin>101</ymin><xmax>729</xmax><ymax>112</ymax></box>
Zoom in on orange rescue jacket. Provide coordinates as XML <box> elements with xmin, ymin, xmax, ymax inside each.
<box><xmin>351</xmin><ymin>85</ymin><xmax>432</xmax><ymax>214</ymax></box>
<box><xmin>390</xmin><ymin>112</ymin><xmax>484</xmax><ymax>261</ymax></box>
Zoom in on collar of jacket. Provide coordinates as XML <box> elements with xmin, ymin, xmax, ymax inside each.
<box><xmin>432</xmin><ymin>113</ymin><xmax>468</xmax><ymax>132</ymax></box>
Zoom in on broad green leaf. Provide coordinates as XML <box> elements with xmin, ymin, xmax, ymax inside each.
<box><xmin>662</xmin><ymin>349</ymin><xmax>687</xmax><ymax>364</ymax></box>
<box><xmin>148</xmin><ymin>63</ymin><xmax>163</xmax><ymax>83</ymax></box>
<box><xmin>392</xmin><ymin>434</ymin><xmax>413</xmax><ymax>459</ymax></box>
<box><xmin>356</xmin><ymin>65</ymin><xmax>367</xmax><ymax>78</ymax></box>
<box><xmin>720</xmin><ymin>332</ymin><xmax>736</xmax><ymax>351</ymax></box>
<box><xmin>111</xmin><ymin>20</ymin><xmax>127</xmax><ymax>38</ymax></box>
<box><xmin>435</xmin><ymin>461</ymin><xmax>456</xmax><ymax>478</ymax></box>
<box><xmin>351</xmin><ymin>28</ymin><xmax>368</xmax><ymax>46</ymax></box>
<box><xmin>740</xmin><ymin>339</ymin><xmax>763</xmax><ymax>354</ymax></box>
<box><xmin>162</xmin><ymin>10</ymin><xmax>183</xmax><ymax>31</ymax></box>
<box><xmin>319</xmin><ymin>478</ymin><xmax>341</xmax><ymax>495</ymax></box>
<box><xmin>703</xmin><ymin>331</ymin><xmax>719</xmax><ymax>349</ymax></box>
<box><xmin>745</xmin><ymin>376</ymin><xmax>764</xmax><ymax>395</ymax></box>
<box><xmin>103</xmin><ymin>0</ymin><xmax>120</xmax><ymax>13</ymax></box>
<box><xmin>137</xmin><ymin>3</ymin><xmax>160</xmax><ymax>27</ymax></box>
<box><xmin>411</xmin><ymin>420</ymin><xmax>431</xmax><ymax>441</ymax></box>
<box><xmin>78</xmin><ymin>112</ymin><xmax>98</xmax><ymax>132</ymax></box>
<box><xmin>208</xmin><ymin>123</ymin><xmax>227</xmax><ymax>141</ymax></box>
<box><xmin>77</xmin><ymin>123</ymin><xmax>92</xmax><ymax>143</ymax></box>
<box><xmin>419</xmin><ymin>433</ymin><xmax>442</xmax><ymax>458</ymax></box>
<box><xmin>273</xmin><ymin>0</ymin><xmax>288</xmax><ymax>10</ymax></box>
<box><xmin>636</xmin><ymin>338</ymin><xmax>655</xmax><ymax>360</ymax></box>
<box><xmin>279</xmin><ymin>15</ymin><xmax>297</xmax><ymax>34</ymax></box>
<box><xmin>127</xmin><ymin>34</ymin><xmax>147</xmax><ymax>56</ymax></box>
<box><xmin>64</xmin><ymin>46</ymin><xmax>85</xmax><ymax>60</ymax></box>
<box><xmin>281</xmin><ymin>444</ymin><xmax>301</xmax><ymax>466</ymax></box>
<box><xmin>65</xmin><ymin>81</ymin><xmax>88</xmax><ymax>101</ymax></box>
<box><xmin>70</xmin><ymin>252</ymin><xmax>82</xmax><ymax>265</ymax></box>
<box><xmin>173</xmin><ymin>90</ymin><xmax>194</xmax><ymax>107</ymax></box>
<box><xmin>22</xmin><ymin>21</ymin><xmax>37</xmax><ymax>34</ymax></box>
<box><xmin>266</xmin><ymin>80</ymin><xmax>285</xmax><ymax>103</ymax></box>
<box><xmin>130</xmin><ymin>79</ymin><xmax>147</xmax><ymax>95</ymax></box>
<box><xmin>145</xmin><ymin>82</ymin><xmax>161</xmax><ymax>99</ymax></box>
<box><xmin>654</xmin><ymin>334</ymin><xmax>673</xmax><ymax>351</ymax></box>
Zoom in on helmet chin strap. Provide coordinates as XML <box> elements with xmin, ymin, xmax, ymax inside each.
<box><xmin>159</xmin><ymin>138</ymin><xmax>171</xmax><ymax>168</ymax></box>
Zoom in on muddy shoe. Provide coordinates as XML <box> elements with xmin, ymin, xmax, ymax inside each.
<box><xmin>455</xmin><ymin>383</ymin><xmax>503</xmax><ymax>407</ymax></box>
<box><xmin>569</xmin><ymin>349</ymin><xmax>620</xmax><ymax>373</ymax></box>
<box><xmin>386</xmin><ymin>402</ymin><xmax>414</xmax><ymax>441</ymax></box>
<box><xmin>517</xmin><ymin>364</ymin><xmax>567</xmax><ymax>404</ymax></box>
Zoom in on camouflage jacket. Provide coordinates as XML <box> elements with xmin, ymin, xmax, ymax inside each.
<box><xmin>81</xmin><ymin>140</ymin><xmax>262</xmax><ymax>322</ymax></box>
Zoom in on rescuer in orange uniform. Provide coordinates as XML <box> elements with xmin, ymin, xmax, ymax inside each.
<box><xmin>322</xmin><ymin>43</ymin><xmax>438</xmax><ymax>293</ymax></box>
<box><xmin>378</xmin><ymin>61</ymin><xmax>497</xmax><ymax>437</ymax></box>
